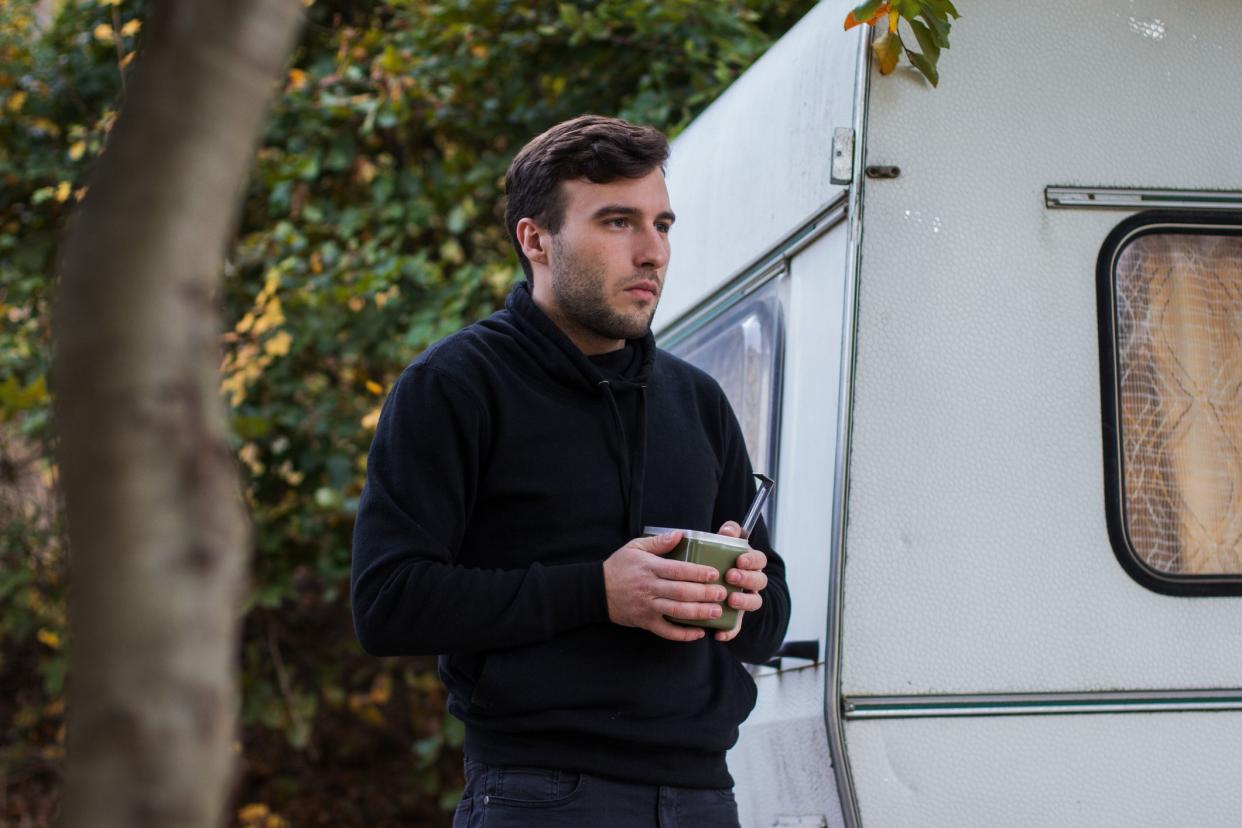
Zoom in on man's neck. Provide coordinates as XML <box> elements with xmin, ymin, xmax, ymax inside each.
<box><xmin>529</xmin><ymin>286</ymin><xmax>625</xmax><ymax>356</ymax></box>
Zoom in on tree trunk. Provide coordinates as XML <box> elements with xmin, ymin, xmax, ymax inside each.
<box><xmin>52</xmin><ymin>3</ymin><xmax>304</xmax><ymax>827</ymax></box>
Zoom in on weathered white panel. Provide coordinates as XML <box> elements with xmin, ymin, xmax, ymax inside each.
<box><xmin>732</xmin><ymin>665</ymin><xmax>843</xmax><ymax>828</ymax></box>
<box><xmin>655</xmin><ymin>0</ymin><xmax>860</xmax><ymax>328</ymax></box>
<box><xmin>844</xmin><ymin>0</ymin><xmax>1242</xmax><ymax>695</ymax></box>
<box><xmin>847</xmin><ymin>713</ymin><xmax>1242</xmax><ymax>827</ymax></box>
<box><xmin>774</xmin><ymin>226</ymin><xmax>846</xmax><ymax>648</ymax></box>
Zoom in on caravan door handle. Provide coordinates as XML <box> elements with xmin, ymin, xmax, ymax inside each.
<box><xmin>760</xmin><ymin>639</ymin><xmax>819</xmax><ymax>670</ymax></box>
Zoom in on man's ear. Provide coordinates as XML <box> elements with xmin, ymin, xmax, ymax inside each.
<box><xmin>516</xmin><ymin>217</ymin><xmax>549</xmax><ymax>266</ymax></box>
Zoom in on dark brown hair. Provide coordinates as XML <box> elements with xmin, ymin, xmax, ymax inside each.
<box><xmin>504</xmin><ymin>114</ymin><xmax>669</xmax><ymax>281</ymax></box>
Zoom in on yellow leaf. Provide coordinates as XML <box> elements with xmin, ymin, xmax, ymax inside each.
<box><xmin>888</xmin><ymin>9</ymin><xmax>899</xmax><ymax>33</ymax></box>
<box><xmin>36</xmin><ymin>629</ymin><xmax>61</xmax><ymax>650</ymax></box>
<box><xmin>357</xmin><ymin>703</ymin><xmax>385</xmax><ymax>727</ymax></box>
<box><xmin>120</xmin><ymin>51</ymin><xmax>136</xmax><ymax>69</ymax></box>
<box><xmin>252</xmin><ymin>297</ymin><xmax>285</xmax><ymax>334</ymax></box>
<box><xmin>279</xmin><ymin>462</ymin><xmax>305</xmax><ymax>486</ymax></box>
<box><xmin>440</xmin><ymin>238</ymin><xmax>464</xmax><ymax>265</ymax></box>
<box><xmin>873</xmin><ymin>31</ymin><xmax>902</xmax><ymax>75</ymax></box>
<box><xmin>369</xmin><ymin>673</ymin><xmax>392</xmax><ymax>704</ymax></box>
<box><xmin>264</xmin><ymin>331</ymin><xmax>292</xmax><ymax>357</ymax></box>
<box><xmin>375</xmin><ymin>285</ymin><xmax>400</xmax><ymax>308</ymax></box>
<box><xmin>361</xmin><ymin>406</ymin><xmax>381</xmax><ymax>430</ymax></box>
<box><xmin>287</xmin><ymin>68</ymin><xmax>307</xmax><ymax>92</ymax></box>
<box><xmin>93</xmin><ymin>23</ymin><xmax>114</xmax><ymax>44</ymax></box>
<box><xmin>6</xmin><ymin>91</ymin><xmax>27</xmax><ymax>113</ymax></box>
<box><xmin>238</xmin><ymin>443</ymin><xmax>264</xmax><ymax>475</ymax></box>
<box><xmin>54</xmin><ymin>181</ymin><xmax>71</xmax><ymax>203</ymax></box>
<box><xmin>28</xmin><ymin>117</ymin><xmax>60</xmax><ymax>136</ymax></box>
<box><xmin>365</xmin><ymin>380</ymin><xmax>383</xmax><ymax>395</ymax></box>
<box><xmin>99</xmin><ymin>0</ymin><xmax>123</xmax><ymax>6</ymax></box>
<box><xmin>68</xmin><ymin>141</ymin><xmax>86</xmax><ymax>161</ymax></box>
<box><xmin>237</xmin><ymin>803</ymin><xmax>269</xmax><ymax>823</ymax></box>
<box><xmin>120</xmin><ymin>19</ymin><xmax>141</xmax><ymax>37</ymax></box>
<box><xmin>348</xmin><ymin>295</ymin><xmax>365</xmax><ymax>312</ymax></box>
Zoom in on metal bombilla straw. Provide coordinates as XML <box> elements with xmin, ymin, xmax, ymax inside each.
<box><xmin>738</xmin><ymin>473</ymin><xmax>775</xmax><ymax>540</ymax></box>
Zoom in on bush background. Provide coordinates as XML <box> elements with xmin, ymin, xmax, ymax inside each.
<box><xmin>0</xmin><ymin>1</ymin><xmax>814</xmax><ymax>824</ymax></box>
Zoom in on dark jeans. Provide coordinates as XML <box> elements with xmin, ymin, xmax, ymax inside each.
<box><xmin>452</xmin><ymin>756</ymin><xmax>741</xmax><ymax>828</ymax></box>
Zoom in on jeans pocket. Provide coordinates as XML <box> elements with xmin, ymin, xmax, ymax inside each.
<box><xmin>485</xmin><ymin>765</ymin><xmax>587</xmax><ymax>808</ymax></box>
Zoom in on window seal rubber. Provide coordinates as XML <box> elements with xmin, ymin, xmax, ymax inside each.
<box><xmin>1096</xmin><ymin>209</ymin><xmax>1242</xmax><ymax>596</ymax></box>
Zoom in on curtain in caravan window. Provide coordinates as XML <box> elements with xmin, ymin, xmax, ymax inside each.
<box><xmin>667</xmin><ymin>277</ymin><xmax>786</xmax><ymax>529</ymax></box>
<box><xmin>1116</xmin><ymin>232</ymin><xmax>1242</xmax><ymax>575</ymax></box>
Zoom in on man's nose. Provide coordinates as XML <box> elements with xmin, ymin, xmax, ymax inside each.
<box><xmin>634</xmin><ymin>225</ymin><xmax>669</xmax><ymax>270</ymax></box>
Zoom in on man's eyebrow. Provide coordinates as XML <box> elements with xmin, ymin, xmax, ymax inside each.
<box><xmin>591</xmin><ymin>205</ymin><xmax>677</xmax><ymax>224</ymax></box>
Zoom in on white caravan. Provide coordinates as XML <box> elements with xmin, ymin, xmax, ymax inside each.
<box><xmin>652</xmin><ymin>1</ymin><xmax>1242</xmax><ymax>825</ymax></box>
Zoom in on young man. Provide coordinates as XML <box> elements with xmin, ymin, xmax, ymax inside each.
<box><xmin>350</xmin><ymin>115</ymin><xmax>790</xmax><ymax>827</ymax></box>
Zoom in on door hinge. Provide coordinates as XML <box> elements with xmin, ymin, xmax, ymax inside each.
<box><xmin>830</xmin><ymin>127</ymin><xmax>854</xmax><ymax>185</ymax></box>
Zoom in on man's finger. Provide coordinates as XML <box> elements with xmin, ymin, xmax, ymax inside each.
<box><xmin>632</xmin><ymin>530</ymin><xmax>682</xmax><ymax>554</ymax></box>
<box><xmin>734</xmin><ymin>550</ymin><xmax>767</xmax><ymax>570</ymax></box>
<box><xmin>727</xmin><ymin>591</ymin><xmax>763</xmax><ymax>613</ymax></box>
<box><xmin>716</xmin><ymin>520</ymin><xmax>741</xmax><ymax>537</ymax></box>
<box><xmin>653</xmin><ymin>581</ymin><xmax>728</xmax><ymax>604</ymax></box>
<box><xmin>725</xmin><ymin>568</ymin><xmax>767</xmax><ymax>591</ymax></box>
<box><xmin>651</xmin><ymin>556</ymin><xmax>720</xmax><ymax>583</ymax></box>
<box><xmin>654</xmin><ymin>597</ymin><xmax>723</xmax><ymax>622</ymax></box>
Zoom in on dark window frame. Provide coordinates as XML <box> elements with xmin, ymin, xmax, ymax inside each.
<box><xmin>1096</xmin><ymin>209</ymin><xmax>1242</xmax><ymax>596</ymax></box>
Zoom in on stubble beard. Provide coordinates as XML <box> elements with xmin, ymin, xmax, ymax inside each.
<box><xmin>548</xmin><ymin>236</ymin><xmax>659</xmax><ymax>342</ymax></box>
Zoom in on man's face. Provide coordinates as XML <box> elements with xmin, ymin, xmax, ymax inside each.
<box><xmin>531</xmin><ymin>168</ymin><xmax>674</xmax><ymax>354</ymax></box>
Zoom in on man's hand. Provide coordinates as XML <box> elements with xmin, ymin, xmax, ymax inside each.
<box><xmin>603</xmin><ymin>531</ymin><xmax>727</xmax><ymax>641</ymax></box>
<box><xmin>713</xmin><ymin>520</ymin><xmax>768</xmax><ymax>642</ymax></box>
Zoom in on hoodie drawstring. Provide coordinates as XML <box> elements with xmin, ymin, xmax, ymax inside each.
<box><xmin>598</xmin><ymin>380</ymin><xmax>632</xmax><ymax>516</ymax></box>
<box><xmin>598</xmin><ymin>379</ymin><xmax>649</xmax><ymax>537</ymax></box>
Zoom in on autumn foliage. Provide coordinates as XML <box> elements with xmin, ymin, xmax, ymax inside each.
<box><xmin>0</xmin><ymin>0</ymin><xmax>814</xmax><ymax>824</ymax></box>
<box><xmin>844</xmin><ymin>0</ymin><xmax>959</xmax><ymax>86</ymax></box>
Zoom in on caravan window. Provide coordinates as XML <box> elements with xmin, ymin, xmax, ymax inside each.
<box><xmin>1098</xmin><ymin>212</ymin><xmax>1242</xmax><ymax>594</ymax></box>
<box><xmin>666</xmin><ymin>275</ymin><xmax>786</xmax><ymax>532</ymax></box>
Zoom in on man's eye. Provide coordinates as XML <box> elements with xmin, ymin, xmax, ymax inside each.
<box><xmin>607</xmin><ymin>217</ymin><xmax>629</xmax><ymax>228</ymax></box>
<box><xmin>655</xmin><ymin>222</ymin><xmax>672</xmax><ymax>234</ymax></box>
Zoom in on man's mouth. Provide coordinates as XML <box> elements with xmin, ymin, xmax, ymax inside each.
<box><xmin>624</xmin><ymin>280</ymin><xmax>660</xmax><ymax>301</ymax></box>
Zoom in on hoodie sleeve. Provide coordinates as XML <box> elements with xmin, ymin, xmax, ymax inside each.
<box><xmin>350</xmin><ymin>362</ymin><xmax>609</xmax><ymax>657</ymax></box>
<box><xmin>711</xmin><ymin>395</ymin><xmax>791</xmax><ymax>665</ymax></box>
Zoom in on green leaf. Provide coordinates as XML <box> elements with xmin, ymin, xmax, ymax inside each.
<box><xmin>890</xmin><ymin>0</ymin><xmax>918</xmax><ymax>17</ymax></box>
<box><xmin>919</xmin><ymin>10</ymin><xmax>952</xmax><ymax>49</ymax></box>
<box><xmin>907</xmin><ymin>17</ymin><xmax>940</xmax><ymax>61</ymax></box>
<box><xmin>443</xmin><ymin>712</ymin><xmax>465</xmax><ymax>748</ymax></box>
<box><xmin>904</xmin><ymin>46</ymin><xmax>940</xmax><ymax>86</ymax></box>
<box><xmin>439</xmin><ymin>787</ymin><xmax>464</xmax><ymax>812</ymax></box>
<box><xmin>851</xmin><ymin>0</ymin><xmax>887</xmax><ymax>20</ymax></box>
<box><xmin>39</xmin><ymin>655</ymin><xmax>66</xmax><ymax>696</ymax></box>
<box><xmin>923</xmin><ymin>0</ymin><xmax>961</xmax><ymax>19</ymax></box>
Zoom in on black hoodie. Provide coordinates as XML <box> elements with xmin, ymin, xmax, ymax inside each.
<box><xmin>350</xmin><ymin>282</ymin><xmax>790</xmax><ymax>788</ymax></box>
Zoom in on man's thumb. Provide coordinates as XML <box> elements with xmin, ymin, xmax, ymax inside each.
<box><xmin>637</xmin><ymin>529</ymin><xmax>683</xmax><ymax>554</ymax></box>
